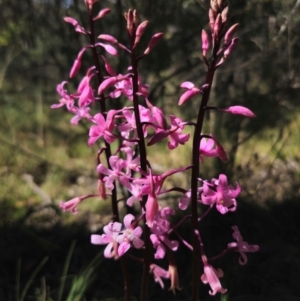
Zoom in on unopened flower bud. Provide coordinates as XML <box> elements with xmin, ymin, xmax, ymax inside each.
<box><xmin>98</xmin><ymin>178</ymin><xmax>107</xmax><ymax>200</ymax></box>
<box><xmin>144</xmin><ymin>33</ymin><xmax>164</xmax><ymax>55</ymax></box>
<box><xmin>84</xmin><ymin>0</ymin><xmax>97</xmax><ymax>10</ymax></box>
<box><xmin>201</xmin><ymin>29</ymin><xmax>210</xmax><ymax>57</ymax></box>
<box><xmin>210</xmin><ymin>0</ymin><xmax>219</xmax><ymax>12</ymax></box>
<box><xmin>145</xmin><ymin>194</ymin><xmax>159</xmax><ymax>228</ymax></box>
<box><xmin>224</xmin><ymin>37</ymin><xmax>239</xmax><ymax>58</ymax></box>
<box><xmin>125</xmin><ymin>9</ymin><xmax>136</xmax><ymax>36</ymax></box>
<box><xmin>221</xmin><ymin>105</ymin><xmax>255</xmax><ymax>118</ymax></box>
<box><xmin>133</xmin><ymin>21</ymin><xmax>149</xmax><ymax>49</ymax></box>
<box><xmin>64</xmin><ymin>17</ymin><xmax>78</xmax><ymax>27</ymax></box>
<box><xmin>221</xmin><ymin>6</ymin><xmax>228</xmax><ymax>23</ymax></box>
<box><xmin>69</xmin><ymin>48</ymin><xmax>86</xmax><ymax>78</ymax></box>
<box><xmin>98</xmin><ymin>74</ymin><xmax>131</xmax><ymax>95</ymax></box>
<box><xmin>209</xmin><ymin>9</ymin><xmax>216</xmax><ymax>31</ymax></box>
<box><xmin>124</xmin><ymin>9</ymin><xmax>133</xmax><ymax>36</ymax></box>
<box><xmin>93</xmin><ymin>8</ymin><xmax>111</xmax><ymax>21</ymax></box>
<box><xmin>169</xmin><ymin>264</ymin><xmax>181</xmax><ymax>294</ymax></box>
<box><xmin>101</xmin><ymin>55</ymin><xmax>116</xmax><ymax>76</ymax></box>
<box><xmin>133</xmin><ymin>10</ymin><xmax>138</xmax><ymax>27</ymax></box>
<box><xmin>224</xmin><ymin>23</ymin><xmax>239</xmax><ymax>46</ymax></box>
<box><xmin>178</xmin><ymin>88</ymin><xmax>201</xmax><ymax>106</ymax></box>
<box><xmin>69</xmin><ymin>59</ymin><xmax>81</xmax><ymax>78</ymax></box>
<box><xmin>64</xmin><ymin>17</ymin><xmax>86</xmax><ymax>34</ymax></box>
<box><xmin>213</xmin><ymin>14</ymin><xmax>222</xmax><ymax>37</ymax></box>
<box><xmin>217</xmin><ymin>0</ymin><xmax>226</xmax><ymax>9</ymax></box>
<box><xmin>98</xmin><ymin>34</ymin><xmax>118</xmax><ymax>44</ymax></box>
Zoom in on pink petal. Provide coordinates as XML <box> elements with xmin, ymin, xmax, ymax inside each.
<box><xmin>178</xmin><ymin>88</ymin><xmax>200</xmax><ymax>106</ymax></box>
<box><xmin>87</xmin><ymin>136</ymin><xmax>98</xmax><ymax>146</ymax></box>
<box><xmin>180</xmin><ymin>81</ymin><xmax>195</xmax><ymax>89</ymax></box>
<box><xmin>147</xmin><ymin>130</ymin><xmax>170</xmax><ymax>146</ymax></box>
<box><xmin>77</xmin><ymin>76</ymin><xmax>89</xmax><ymax>93</ymax></box>
<box><xmin>98</xmin><ymin>34</ymin><xmax>118</xmax><ymax>44</ymax></box>
<box><xmin>216</xmin><ymin>143</ymin><xmax>228</xmax><ymax>161</ymax></box>
<box><xmin>201</xmin><ymin>264</ymin><xmax>227</xmax><ymax>296</ymax></box>
<box><xmin>123</xmin><ymin>213</ymin><xmax>135</xmax><ymax>229</ymax></box>
<box><xmin>104</xmin><ymin>242</ymin><xmax>114</xmax><ymax>258</ymax></box>
<box><xmin>134</xmin><ymin>21</ymin><xmax>149</xmax><ymax>48</ymax></box>
<box><xmin>224</xmin><ymin>37</ymin><xmax>239</xmax><ymax>58</ymax></box>
<box><xmin>132</xmin><ymin>236</ymin><xmax>144</xmax><ymax>249</ymax></box>
<box><xmin>101</xmin><ymin>56</ymin><xmax>116</xmax><ymax>76</ymax></box>
<box><xmin>64</xmin><ymin>17</ymin><xmax>78</xmax><ymax>26</ymax></box>
<box><xmin>144</xmin><ymin>33</ymin><xmax>164</xmax><ymax>55</ymax></box>
<box><xmin>201</xmin><ymin>29</ymin><xmax>210</xmax><ymax>56</ymax></box>
<box><xmin>94</xmin><ymin>113</ymin><xmax>106</xmax><ymax>126</ymax></box>
<box><xmin>69</xmin><ymin>48</ymin><xmax>87</xmax><ymax>78</ymax></box>
<box><xmin>97</xmin><ymin>43</ymin><xmax>118</xmax><ymax>56</ymax></box>
<box><xmin>93</xmin><ymin>8</ymin><xmax>111</xmax><ymax>21</ymax></box>
<box><xmin>98</xmin><ymin>77</ymin><xmax>118</xmax><ymax>95</ymax></box>
<box><xmin>118</xmin><ymin>241</ymin><xmax>130</xmax><ymax>256</ymax></box>
<box><xmin>145</xmin><ymin>195</ymin><xmax>159</xmax><ymax>228</ymax></box>
<box><xmin>91</xmin><ymin>234</ymin><xmax>105</xmax><ymax>245</ymax></box>
<box><xmin>217</xmin><ymin>174</ymin><xmax>228</xmax><ymax>192</ymax></box>
<box><xmin>179</xmin><ymin>195</ymin><xmax>190</xmax><ymax>210</ymax></box>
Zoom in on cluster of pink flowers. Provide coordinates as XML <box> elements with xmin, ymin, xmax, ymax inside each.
<box><xmin>54</xmin><ymin>0</ymin><xmax>259</xmax><ymax>300</ymax></box>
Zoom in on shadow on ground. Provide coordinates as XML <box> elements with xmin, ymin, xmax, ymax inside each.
<box><xmin>0</xmin><ymin>197</ymin><xmax>300</xmax><ymax>301</ymax></box>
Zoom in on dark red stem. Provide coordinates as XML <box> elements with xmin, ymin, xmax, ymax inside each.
<box><xmin>87</xmin><ymin>6</ymin><xmax>130</xmax><ymax>300</ymax></box>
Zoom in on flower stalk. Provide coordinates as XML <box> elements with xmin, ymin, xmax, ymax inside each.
<box><xmin>53</xmin><ymin>1</ymin><xmax>259</xmax><ymax>300</ymax></box>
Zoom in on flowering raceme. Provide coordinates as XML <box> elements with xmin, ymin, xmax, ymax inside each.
<box><xmin>54</xmin><ymin>1</ymin><xmax>259</xmax><ymax>300</ymax></box>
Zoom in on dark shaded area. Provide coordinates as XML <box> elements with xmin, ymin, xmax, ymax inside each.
<box><xmin>1</xmin><ymin>197</ymin><xmax>299</xmax><ymax>300</ymax></box>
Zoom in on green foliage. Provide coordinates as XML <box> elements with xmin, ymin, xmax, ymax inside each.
<box><xmin>16</xmin><ymin>257</ymin><xmax>49</xmax><ymax>301</ymax></box>
<box><xmin>0</xmin><ymin>0</ymin><xmax>299</xmax><ymax>217</ymax></box>
<box><xmin>13</xmin><ymin>240</ymin><xmax>103</xmax><ymax>301</ymax></box>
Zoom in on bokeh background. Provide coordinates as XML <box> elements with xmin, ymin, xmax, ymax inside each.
<box><xmin>0</xmin><ymin>0</ymin><xmax>300</xmax><ymax>300</ymax></box>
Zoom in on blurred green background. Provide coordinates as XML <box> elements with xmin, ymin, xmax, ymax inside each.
<box><xmin>0</xmin><ymin>0</ymin><xmax>300</xmax><ymax>300</ymax></box>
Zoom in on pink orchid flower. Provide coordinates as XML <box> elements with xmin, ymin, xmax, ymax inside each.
<box><xmin>64</xmin><ymin>17</ymin><xmax>86</xmax><ymax>34</ymax></box>
<box><xmin>51</xmin><ymin>81</ymin><xmax>74</xmax><ymax>110</ymax></box>
<box><xmin>147</xmin><ymin>115</ymin><xmax>190</xmax><ymax>149</ymax></box>
<box><xmin>201</xmin><ymin>174</ymin><xmax>241</xmax><ymax>214</ymax></box>
<box><xmin>97</xmin><ymin>155</ymin><xmax>130</xmax><ymax>190</ymax></box>
<box><xmin>178</xmin><ymin>81</ymin><xmax>201</xmax><ymax>106</ymax></box>
<box><xmin>150</xmin><ymin>264</ymin><xmax>170</xmax><ymax>289</ymax></box>
<box><xmin>88</xmin><ymin>110</ymin><xmax>116</xmax><ymax>145</ymax></box>
<box><xmin>168</xmin><ymin>115</ymin><xmax>190</xmax><ymax>149</ymax></box>
<box><xmin>69</xmin><ymin>104</ymin><xmax>92</xmax><ymax>125</ymax></box>
<box><xmin>150</xmin><ymin>207</ymin><xmax>179</xmax><ymax>259</ymax></box>
<box><xmin>150</xmin><ymin>233</ymin><xmax>179</xmax><ymax>259</ymax></box>
<box><xmin>134</xmin><ymin>166</ymin><xmax>190</xmax><ymax>196</ymax></box>
<box><xmin>118</xmin><ymin>106</ymin><xmax>151</xmax><ymax>137</ymax></box>
<box><xmin>117</xmin><ymin>214</ymin><xmax>144</xmax><ymax>256</ymax></box>
<box><xmin>228</xmin><ymin>226</ymin><xmax>259</xmax><ymax>265</ymax></box>
<box><xmin>201</xmin><ymin>255</ymin><xmax>227</xmax><ymax>296</ymax></box>
<box><xmin>59</xmin><ymin>197</ymin><xmax>82</xmax><ymax>214</ymax></box>
<box><xmin>91</xmin><ymin>222</ymin><xmax>122</xmax><ymax>258</ymax></box>
<box><xmin>123</xmin><ymin>180</ymin><xmax>143</xmax><ymax>206</ymax></box>
<box><xmin>199</xmin><ymin>136</ymin><xmax>228</xmax><ymax>162</ymax></box>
